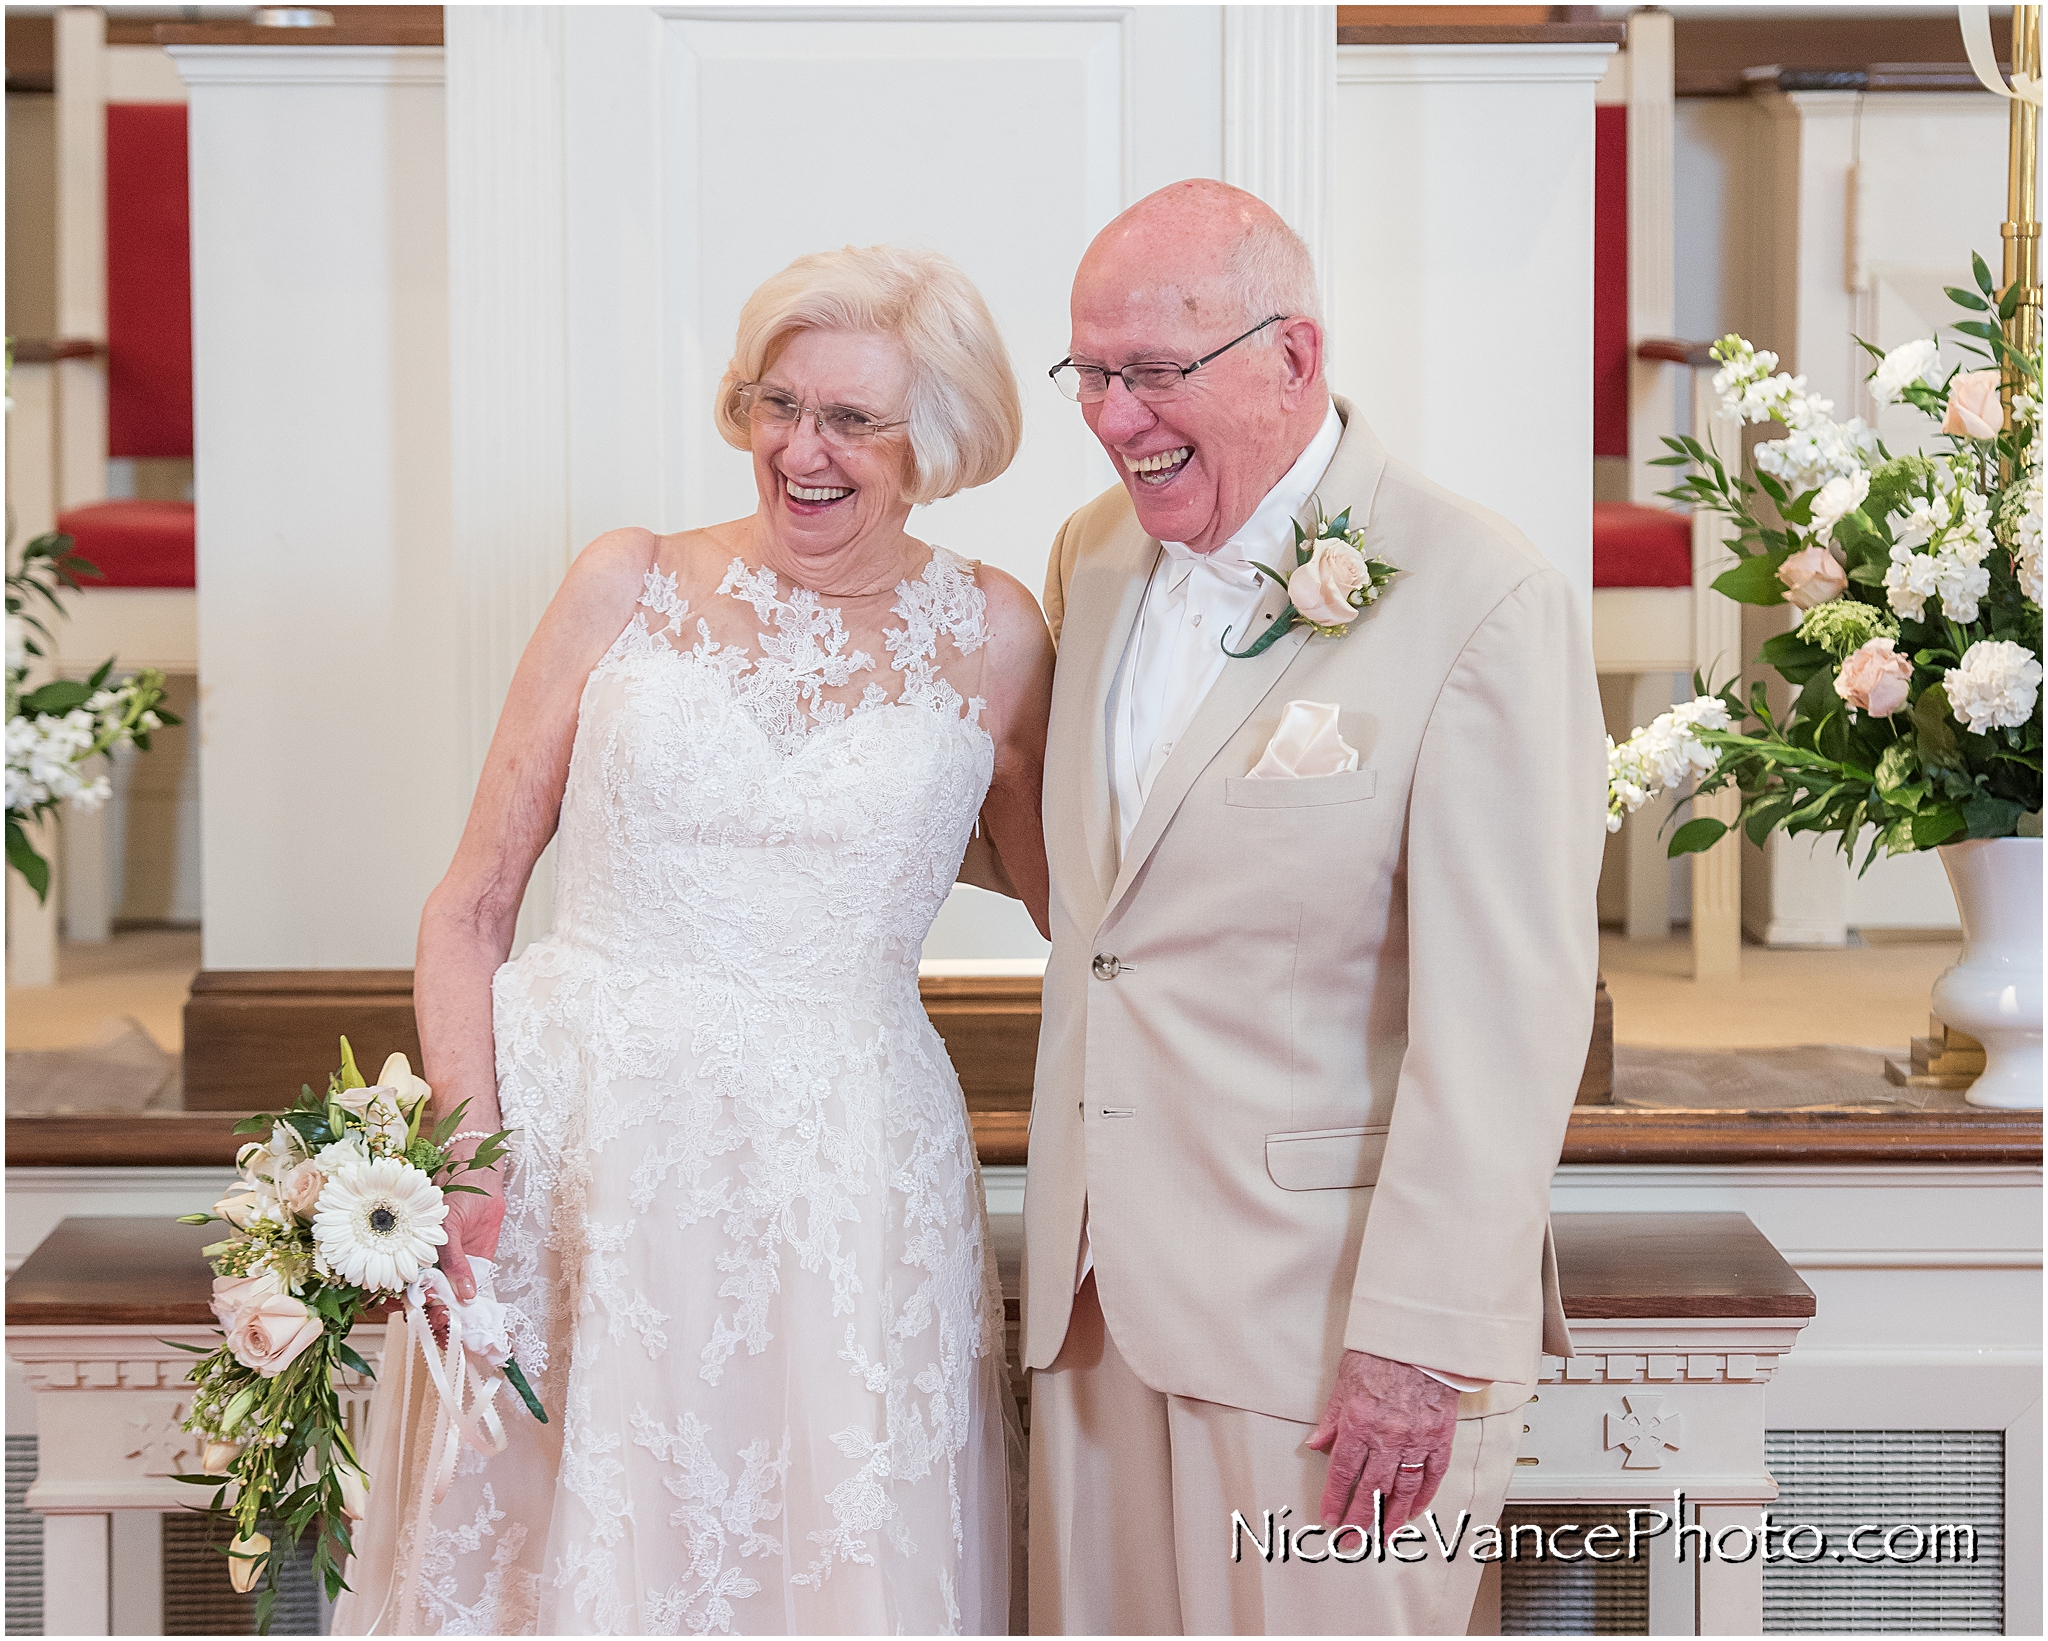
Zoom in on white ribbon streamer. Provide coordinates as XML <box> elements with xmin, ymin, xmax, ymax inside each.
<box><xmin>363</xmin><ymin>1259</ymin><xmax>517</xmax><ymax>1634</ymax></box>
<box><xmin>1960</xmin><ymin>7</ymin><xmax>2044</xmax><ymax>105</ymax></box>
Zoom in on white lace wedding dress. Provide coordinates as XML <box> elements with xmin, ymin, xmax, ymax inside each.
<box><xmin>335</xmin><ymin>546</ymin><xmax>1018</xmax><ymax>1636</ymax></box>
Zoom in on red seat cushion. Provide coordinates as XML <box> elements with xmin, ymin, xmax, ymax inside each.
<box><xmin>1593</xmin><ymin>501</ymin><xmax>1691</xmax><ymax>588</ymax></box>
<box><xmin>55</xmin><ymin>500</ymin><xmax>196</xmax><ymax>589</ymax></box>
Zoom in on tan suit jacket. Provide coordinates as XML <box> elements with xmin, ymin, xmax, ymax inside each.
<box><xmin>1023</xmin><ymin>399</ymin><xmax>1606</xmax><ymax>1426</ymax></box>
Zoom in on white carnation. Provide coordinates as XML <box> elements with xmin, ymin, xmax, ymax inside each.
<box><xmin>1869</xmin><ymin>338</ymin><xmax>1940</xmax><ymax>405</ymax></box>
<box><xmin>1944</xmin><ymin>640</ymin><xmax>2044</xmax><ymax>734</ymax></box>
<box><xmin>1810</xmin><ymin>469</ymin><xmax>1871</xmax><ymax>538</ymax></box>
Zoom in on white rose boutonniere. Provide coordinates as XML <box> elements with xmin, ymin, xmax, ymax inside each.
<box><xmin>1223</xmin><ymin>501</ymin><xmax>1398</xmax><ymax>659</ymax></box>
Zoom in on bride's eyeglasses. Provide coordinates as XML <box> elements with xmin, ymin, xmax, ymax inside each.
<box><xmin>1048</xmin><ymin>315</ymin><xmax>1290</xmax><ymax>403</ymax></box>
<box><xmin>734</xmin><ymin>382</ymin><xmax>908</xmax><ymax>444</ymax></box>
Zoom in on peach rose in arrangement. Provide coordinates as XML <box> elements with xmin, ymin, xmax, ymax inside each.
<box><xmin>1777</xmin><ymin>544</ymin><xmax>1848</xmax><ymax>609</ymax></box>
<box><xmin>278</xmin><ymin>1159</ymin><xmax>327</xmax><ymax>1221</ymax></box>
<box><xmin>1943</xmin><ymin>369</ymin><xmax>2004</xmax><ymax>440</ymax></box>
<box><xmin>1287</xmin><ymin>538</ymin><xmax>1368</xmax><ymax>627</ymax></box>
<box><xmin>225</xmin><ymin>1288</ymin><xmax>325</xmax><ymax>1378</ymax></box>
<box><xmin>209</xmin><ymin>1268</ymin><xmax>284</xmax><ymax>1332</ymax></box>
<box><xmin>1834</xmin><ymin>637</ymin><xmax>1915</xmax><ymax>719</ymax></box>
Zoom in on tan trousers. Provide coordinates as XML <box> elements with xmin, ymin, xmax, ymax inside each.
<box><xmin>1029</xmin><ymin>1278</ymin><xmax>1519</xmax><ymax>1636</ymax></box>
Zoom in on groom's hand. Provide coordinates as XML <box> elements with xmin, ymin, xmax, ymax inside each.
<box><xmin>1306</xmin><ymin>1349</ymin><xmax>1459</xmax><ymax>1531</ymax></box>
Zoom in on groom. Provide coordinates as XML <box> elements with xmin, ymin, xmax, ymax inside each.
<box><xmin>1023</xmin><ymin>180</ymin><xmax>1604</xmax><ymax>1634</ymax></box>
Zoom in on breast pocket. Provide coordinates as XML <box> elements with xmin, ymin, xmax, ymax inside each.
<box><xmin>1224</xmin><ymin>768</ymin><xmax>1377</xmax><ymax>809</ymax></box>
<box><xmin>1265</xmin><ymin>1125</ymin><xmax>1390</xmax><ymax>1191</ymax></box>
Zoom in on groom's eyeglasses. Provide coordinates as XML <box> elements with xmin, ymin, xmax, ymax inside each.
<box><xmin>1048</xmin><ymin>316</ymin><xmax>1290</xmax><ymax>403</ymax></box>
<box><xmin>734</xmin><ymin>382</ymin><xmax>907</xmax><ymax>444</ymax></box>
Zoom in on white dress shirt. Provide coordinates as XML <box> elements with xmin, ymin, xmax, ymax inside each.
<box><xmin>1079</xmin><ymin>400</ymin><xmax>1487</xmax><ymax>1394</ymax></box>
<box><xmin>1110</xmin><ymin>402</ymin><xmax>1343</xmax><ymax>852</ymax></box>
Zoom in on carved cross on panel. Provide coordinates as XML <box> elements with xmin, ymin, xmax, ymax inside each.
<box><xmin>1605</xmin><ymin>1393</ymin><xmax>1685</xmax><ymax>1469</ymax></box>
<box><xmin>125</xmin><ymin>1401</ymin><xmax>199</xmax><ymax>1476</ymax></box>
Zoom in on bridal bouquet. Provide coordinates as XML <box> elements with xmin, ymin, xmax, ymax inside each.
<box><xmin>6</xmin><ymin>531</ymin><xmax>177</xmax><ymax>900</ymax></box>
<box><xmin>172</xmin><ymin>1039</ymin><xmax>532</xmax><ymax>1630</ymax></box>
<box><xmin>1608</xmin><ymin>254</ymin><xmax>2042</xmax><ymax>861</ymax></box>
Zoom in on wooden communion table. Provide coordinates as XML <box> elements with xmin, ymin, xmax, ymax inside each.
<box><xmin>9</xmin><ymin>1212</ymin><xmax>1811</xmax><ymax>1636</ymax></box>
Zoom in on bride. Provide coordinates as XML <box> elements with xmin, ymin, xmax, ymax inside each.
<box><xmin>335</xmin><ymin>245</ymin><xmax>1051</xmax><ymax>1636</ymax></box>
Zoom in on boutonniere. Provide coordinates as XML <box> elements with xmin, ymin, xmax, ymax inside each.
<box><xmin>1221</xmin><ymin>501</ymin><xmax>1399</xmax><ymax>659</ymax></box>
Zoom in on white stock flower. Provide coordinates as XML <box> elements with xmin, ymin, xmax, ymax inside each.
<box><xmin>311</xmin><ymin>1158</ymin><xmax>447</xmax><ymax>1294</ymax></box>
<box><xmin>1712</xmin><ymin>334</ymin><xmax>1878</xmax><ymax>494</ymax></box>
<box><xmin>1869</xmin><ymin>338</ymin><xmax>1940</xmax><ymax>405</ymax></box>
<box><xmin>1606</xmin><ymin>696</ymin><xmax>1732</xmax><ymax>830</ymax></box>
<box><xmin>1945</xmin><ymin>641</ymin><xmax>2044</xmax><ymax>734</ymax></box>
<box><xmin>1884</xmin><ymin>473</ymin><xmax>1996</xmax><ymax>624</ymax></box>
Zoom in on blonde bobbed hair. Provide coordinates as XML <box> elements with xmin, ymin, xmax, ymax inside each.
<box><xmin>716</xmin><ymin>245</ymin><xmax>1023</xmax><ymax>507</ymax></box>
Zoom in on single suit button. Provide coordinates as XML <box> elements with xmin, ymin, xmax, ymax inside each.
<box><xmin>1092</xmin><ymin>953</ymin><xmax>1122</xmax><ymax>980</ymax></box>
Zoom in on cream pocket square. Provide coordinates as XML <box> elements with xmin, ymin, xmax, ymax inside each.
<box><xmin>1247</xmin><ymin>700</ymin><xmax>1359</xmax><ymax>779</ymax></box>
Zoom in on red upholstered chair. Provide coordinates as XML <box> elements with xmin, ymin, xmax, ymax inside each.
<box><xmin>54</xmin><ymin>499</ymin><xmax>195</xmax><ymax>591</ymax></box>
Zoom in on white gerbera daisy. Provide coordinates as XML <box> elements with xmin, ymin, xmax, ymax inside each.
<box><xmin>311</xmin><ymin>1159</ymin><xmax>447</xmax><ymax>1294</ymax></box>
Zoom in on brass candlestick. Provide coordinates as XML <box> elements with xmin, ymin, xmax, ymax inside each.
<box><xmin>2003</xmin><ymin>4</ymin><xmax>2043</xmax><ymax>462</ymax></box>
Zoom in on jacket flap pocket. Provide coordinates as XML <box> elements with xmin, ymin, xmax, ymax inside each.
<box><xmin>1225</xmin><ymin>769</ymin><xmax>1377</xmax><ymax>809</ymax></box>
<box><xmin>1265</xmin><ymin>1125</ymin><xmax>1390</xmax><ymax>1191</ymax></box>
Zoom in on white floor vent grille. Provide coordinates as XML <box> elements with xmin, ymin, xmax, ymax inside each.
<box><xmin>5</xmin><ymin>1436</ymin><xmax>43</xmax><ymax>1637</ymax></box>
<box><xmin>1499</xmin><ymin>1505</ymin><xmax>1649</xmax><ymax>1635</ymax></box>
<box><xmin>1763</xmin><ymin>1429</ymin><xmax>2003</xmax><ymax>1634</ymax></box>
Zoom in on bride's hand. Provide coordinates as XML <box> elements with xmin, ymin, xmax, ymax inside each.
<box><xmin>437</xmin><ymin>1171</ymin><xmax>507</xmax><ymax>1304</ymax></box>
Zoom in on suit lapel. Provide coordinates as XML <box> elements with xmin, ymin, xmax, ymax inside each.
<box><xmin>1098</xmin><ymin>400</ymin><xmax>1392</xmax><ymax>924</ymax></box>
<box><xmin>1047</xmin><ymin>510</ymin><xmax>1160</xmax><ymax>923</ymax></box>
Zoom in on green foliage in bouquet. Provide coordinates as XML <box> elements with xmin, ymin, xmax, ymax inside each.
<box><xmin>170</xmin><ymin>1039</ymin><xmax>513</xmax><ymax>1632</ymax></box>
<box><xmin>1615</xmin><ymin>254</ymin><xmax>2043</xmax><ymax>865</ymax></box>
<box><xmin>6</xmin><ymin>530</ymin><xmax>180</xmax><ymax>900</ymax></box>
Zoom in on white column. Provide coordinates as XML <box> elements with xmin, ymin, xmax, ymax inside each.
<box><xmin>1625</xmin><ymin>8</ymin><xmax>1677</xmax><ymax>505</ymax></box>
<box><xmin>445</xmin><ymin>7</ymin><xmax>571</xmax><ymax>953</ymax></box>
<box><xmin>54</xmin><ymin>6</ymin><xmax>108</xmax><ymax>510</ymax></box>
<box><xmin>1223</xmin><ymin>6</ymin><xmax>1335</xmax><ymax>325</ymax></box>
<box><xmin>1744</xmin><ymin>88</ymin><xmax>1859</xmax><ymax>946</ymax></box>
<box><xmin>1691</xmin><ymin>383</ymin><xmax>1744</xmax><ymax>978</ymax></box>
<box><xmin>6</xmin><ymin>817</ymin><xmax>62</xmax><ymax>987</ymax></box>
<box><xmin>42</xmin><ymin>1512</ymin><xmax>111</xmax><ymax>1635</ymax></box>
<box><xmin>1333</xmin><ymin>41</ymin><xmax>1617</xmax><ymax>605</ymax></box>
<box><xmin>169</xmin><ymin>43</ymin><xmax>462</xmax><ymax>968</ymax></box>
<box><xmin>109</xmin><ymin>1509</ymin><xmax>164</xmax><ymax>1637</ymax></box>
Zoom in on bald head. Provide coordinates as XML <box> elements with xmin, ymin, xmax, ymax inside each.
<box><xmin>1077</xmin><ymin>180</ymin><xmax>1321</xmax><ymax>338</ymax></box>
<box><xmin>1067</xmin><ymin>180</ymin><xmax>1329</xmax><ymax>555</ymax></box>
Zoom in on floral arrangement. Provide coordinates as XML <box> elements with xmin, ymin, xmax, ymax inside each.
<box><xmin>1607</xmin><ymin>254</ymin><xmax>2042</xmax><ymax>861</ymax></box>
<box><xmin>171</xmin><ymin>1039</ymin><xmax>529</xmax><ymax>1630</ymax></box>
<box><xmin>6</xmin><ymin>530</ymin><xmax>177</xmax><ymax>899</ymax></box>
<box><xmin>1223</xmin><ymin>500</ymin><xmax>1398</xmax><ymax>658</ymax></box>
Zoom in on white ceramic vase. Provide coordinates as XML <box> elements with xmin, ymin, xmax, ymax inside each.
<box><xmin>1932</xmin><ymin>837</ymin><xmax>2043</xmax><ymax>1110</ymax></box>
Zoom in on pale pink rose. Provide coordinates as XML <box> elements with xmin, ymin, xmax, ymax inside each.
<box><xmin>1777</xmin><ymin>544</ymin><xmax>1848</xmax><ymax>609</ymax></box>
<box><xmin>214</xmin><ymin>1188</ymin><xmax>273</xmax><ymax>1230</ymax></box>
<box><xmin>1835</xmin><ymin>637</ymin><xmax>1915</xmax><ymax>719</ymax></box>
<box><xmin>228</xmin><ymin>1532</ymin><xmax>269</xmax><ymax>1595</ymax></box>
<box><xmin>209</xmin><ymin>1268</ymin><xmax>284</xmax><ymax>1334</ymax></box>
<box><xmin>278</xmin><ymin>1159</ymin><xmax>326</xmax><ymax>1221</ymax></box>
<box><xmin>226</xmin><ymin>1291</ymin><xmax>325</xmax><ymax>1379</ymax></box>
<box><xmin>1287</xmin><ymin>538</ymin><xmax>1368</xmax><ymax>627</ymax></box>
<box><xmin>338</xmin><ymin>1463</ymin><xmax>370</xmax><ymax>1522</ymax></box>
<box><xmin>1943</xmin><ymin>369</ymin><xmax>2004</xmax><ymax>440</ymax></box>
